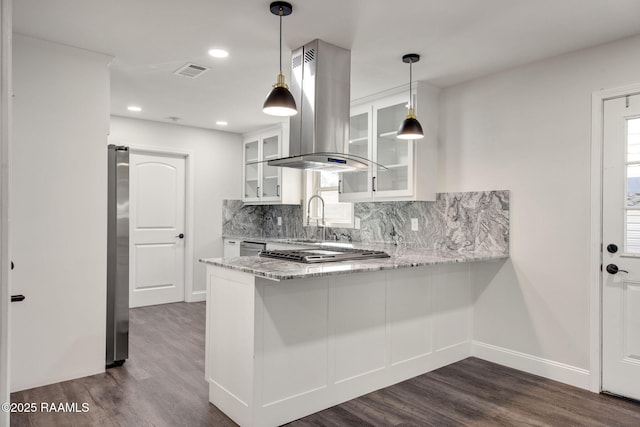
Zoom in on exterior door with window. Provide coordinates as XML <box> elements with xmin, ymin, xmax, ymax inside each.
<box><xmin>602</xmin><ymin>93</ymin><xmax>640</xmax><ymax>400</ymax></box>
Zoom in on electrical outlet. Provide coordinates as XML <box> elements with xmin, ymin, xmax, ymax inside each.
<box><xmin>277</xmin><ymin>217</ymin><xmax>282</xmax><ymax>226</ymax></box>
<box><xmin>411</xmin><ymin>218</ymin><xmax>419</xmax><ymax>231</ymax></box>
<box><xmin>355</xmin><ymin>217</ymin><xmax>361</xmax><ymax>229</ymax></box>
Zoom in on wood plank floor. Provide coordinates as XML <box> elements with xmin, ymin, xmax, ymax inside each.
<box><xmin>288</xmin><ymin>357</ymin><xmax>640</xmax><ymax>426</ymax></box>
<box><xmin>10</xmin><ymin>301</ymin><xmax>640</xmax><ymax>426</ymax></box>
<box><xmin>10</xmin><ymin>302</ymin><xmax>236</xmax><ymax>427</ymax></box>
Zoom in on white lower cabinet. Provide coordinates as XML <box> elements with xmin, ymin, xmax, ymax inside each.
<box><xmin>205</xmin><ymin>263</ymin><xmax>473</xmax><ymax>427</ymax></box>
<box><xmin>222</xmin><ymin>239</ymin><xmax>241</xmax><ymax>258</ymax></box>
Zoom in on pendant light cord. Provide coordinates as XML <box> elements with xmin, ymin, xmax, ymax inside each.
<box><xmin>279</xmin><ymin>9</ymin><xmax>283</xmax><ymax>74</ymax></box>
<box><xmin>408</xmin><ymin>59</ymin><xmax>413</xmax><ymax>108</ymax></box>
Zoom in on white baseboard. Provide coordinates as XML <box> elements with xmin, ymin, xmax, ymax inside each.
<box><xmin>472</xmin><ymin>341</ymin><xmax>592</xmax><ymax>390</ymax></box>
<box><xmin>187</xmin><ymin>290</ymin><xmax>206</xmax><ymax>303</ymax></box>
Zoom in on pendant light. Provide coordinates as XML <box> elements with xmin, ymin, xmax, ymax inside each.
<box><xmin>263</xmin><ymin>1</ymin><xmax>297</xmax><ymax>117</ymax></box>
<box><xmin>397</xmin><ymin>53</ymin><xmax>424</xmax><ymax>140</ymax></box>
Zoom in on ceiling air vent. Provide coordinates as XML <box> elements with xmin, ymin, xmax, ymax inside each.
<box><xmin>174</xmin><ymin>63</ymin><xmax>210</xmax><ymax>78</ymax></box>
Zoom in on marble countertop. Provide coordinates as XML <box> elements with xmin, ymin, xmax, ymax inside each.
<box><xmin>201</xmin><ymin>241</ymin><xmax>508</xmax><ymax>281</ymax></box>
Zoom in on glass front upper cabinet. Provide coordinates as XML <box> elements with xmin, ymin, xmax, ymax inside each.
<box><xmin>375</xmin><ymin>99</ymin><xmax>411</xmax><ymax>195</ymax></box>
<box><xmin>243</xmin><ymin>128</ymin><xmax>282</xmax><ymax>203</ymax></box>
<box><xmin>340</xmin><ymin>91</ymin><xmax>418</xmax><ymax>201</ymax></box>
<box><xmin>340</xmin><ymin>105</ymin><xmax>371</xmax><ymax>200</ymax></box>
<box><xmin>244</xmin><ymin>138</ymin><xmax>260</xmax><ymax>202</ymax></box>
<box><xmin>261</xmin><ymin>134</ymin><xmax>280</xmax><ymax>200</ymax></box>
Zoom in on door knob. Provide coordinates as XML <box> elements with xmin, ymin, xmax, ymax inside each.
<box><xmin>11</xmin><ymin>295</ymin><xmax>25</xmax><ymax>302</ymax></box>
<box><xmin>606</xmin><ymin>244</ymin><xmax>618</xmax><ymax>254</ymax></box>
<box><xmin>606</xmin><ymin>264</ymin><xmax>628</xmax><ymax>274</ymax></box>
<box><xmin>176</xmin><ymin>233</ymin><xmax>185</xmax><ymax>239</ymax></box>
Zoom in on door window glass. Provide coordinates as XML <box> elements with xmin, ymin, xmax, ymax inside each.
<box><xmin>625</xmin><ymin>117</ymin><xmax>640</xmax><ymax>252</ymax></box>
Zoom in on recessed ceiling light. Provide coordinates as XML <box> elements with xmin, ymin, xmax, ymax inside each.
<box><xmin>127</xmin><ymin>105</ymin><xmax>142</xmax><ymax>112</ymax></box>
<box><xmin>216</xmin><ymin>121</ymin><xmax>228</xmax><ymax>126</ymax></box>
<box><xmin>208</xmin><ymin>49</ymin><xmax>229</xmax><ymax>58</ymax></box>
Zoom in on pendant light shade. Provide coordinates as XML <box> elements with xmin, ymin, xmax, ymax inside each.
<box><xmin>263</xmin><ymin>2</ymin><xmax>297</xmax><ymax>117</ymax></box>
<box><xmin>397</xmin><ymin>53</ymin><xmax>424</xmax><ymax>140</ymax></box>
<box><xmin>263</xmin><ymin>73</ymin><xmax>297</xmax><ymax>116</ymax></box>
<box><xmin>397</xmin><ymin>108</ymin><xmax>424</xmax><ymax>139</ymax></box>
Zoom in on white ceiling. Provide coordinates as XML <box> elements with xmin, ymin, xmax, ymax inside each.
<box><xmin>12</xmin><ymin>0</ymin><xmax>640</xmax><ymax>134</ymax></box>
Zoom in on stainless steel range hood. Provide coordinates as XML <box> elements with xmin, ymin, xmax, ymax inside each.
<box><xmin>268</xmin><ymin>39</ymin><xmax>370</xmax><ymax>172</ymax></box>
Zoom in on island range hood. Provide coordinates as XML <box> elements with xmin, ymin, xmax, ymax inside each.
<box><xmin>268</xmin><ymin>39</ymin><xmax>371</xmax><ymax>172</ymax></box>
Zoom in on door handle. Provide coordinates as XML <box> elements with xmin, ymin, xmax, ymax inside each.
<box><xmin>11</xmin><ymin>295</ymin><xmax>25</xmax><ymax>302</ymax></box>
<box><xmin>176</xmin><ymin>233</ymin><xmax>185</xmax><ymax>239</ymax></box>
<box><xmin>606</xmin><ymin>264</ymin><xmax>628</xmax><ymax>274</ymax></box>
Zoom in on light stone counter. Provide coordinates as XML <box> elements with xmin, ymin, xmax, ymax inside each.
<box><xmin>200</xmin><ymin>245</ymin><xmax>507</xmax><ymax>281</ymax></box>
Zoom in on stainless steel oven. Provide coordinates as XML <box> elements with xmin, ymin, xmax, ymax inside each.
<box><xmin>240</xmin><ymin>241</ymin><xmax>266</xmax><ymax>256</ymax></box>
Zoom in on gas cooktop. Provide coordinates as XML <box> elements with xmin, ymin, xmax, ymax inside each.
<box><xmin>259</xmin><ymin>247</ymin><xmax>390</xmax><ymax>264</ymax></box>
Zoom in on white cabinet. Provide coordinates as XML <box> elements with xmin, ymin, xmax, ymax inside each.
<box><xmin>243</xmin><ymin>124</ymin><xmax>301</xmax><ymax>205</ymax></box>
<box><xmin>223</xmin><ymin>238</ymin><xmax>241</xmax><ymax>258</ymax></box>
<box><xmin>204</xmin><ymin>262</ymin><xmax>472</xmax><ymax>427</ymax></box>
<box><xmin>340</xmin><ymin>83</ymin><xmax>439</xmax><ymax>202</ymax></box>
<box><xmin>339</xmin><ymin>103</ymin><xmax>371</xmax><ymax>200</ymax></box>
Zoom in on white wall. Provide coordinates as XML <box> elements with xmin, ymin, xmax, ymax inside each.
<box><xmin>108</xmin><ymin>116</ymin><xmax>242</xmax><ymax>298</ymax></box>
<box><xmin>439</xmin><ymin>34</ymin><xmax>640</xmax><ymax>386</ymax></box>
<box><xmin>10</xmin><ymin>35</ymin><xmax>110</xmax><ymax>391</ymax></box>
<box><xmin>0</xmin><ymin>0</ymin><xmax>11</xmax><ymax>424</ymax></box>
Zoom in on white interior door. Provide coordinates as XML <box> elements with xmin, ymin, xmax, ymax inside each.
<box><xmin>129</xmin><ymin>152</ymin><xmax>186</xmax><ymax>308</ymax></box>
<box><xmin>602</xmin><ymin>93</ymin><xmax>640</xmax><ymax>400</ymax></box>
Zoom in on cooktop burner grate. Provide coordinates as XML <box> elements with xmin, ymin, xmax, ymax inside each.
<box><xmin>259</xmin><ymin>247</ymin><xmax>390</xmax><ymax>263</ymax></box>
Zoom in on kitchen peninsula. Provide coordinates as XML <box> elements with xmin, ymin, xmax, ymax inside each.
<box><xmin>202</xmin><ymin>191</ymin><xmax>509</xmax><ymax>427</ymax></box>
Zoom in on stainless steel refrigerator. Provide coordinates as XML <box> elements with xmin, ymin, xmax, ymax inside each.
<box><xmin>106</xmin><ymin>144</ymin><xmax>129</xmax><ymax>367</ymax></box>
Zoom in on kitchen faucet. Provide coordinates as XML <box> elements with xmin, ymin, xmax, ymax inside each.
<box><xmin>306</xmin><ymin>194</ymin><xmax>326</xmax><ymax>241</ymax></box>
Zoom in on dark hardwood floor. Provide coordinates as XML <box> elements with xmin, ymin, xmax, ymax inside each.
<box><xmin>288</xmin><ymin>357</ymin><xmax>640</xmax><ymax>426</ymax></box>
<box><xmin>10</xmin><ymin>301</ymin><xmax>640</xmax><ymax>426</ymax></box>
<box><xmin>10</xmin><ymin>302</ymin><xmax>236</xmax><ymax>427</ymax></box>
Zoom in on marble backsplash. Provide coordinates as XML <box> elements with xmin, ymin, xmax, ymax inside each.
<box><xmin>222</xmin><ymin>190</ymin><xmax>509</xmax><ymax>254</ymax></box>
